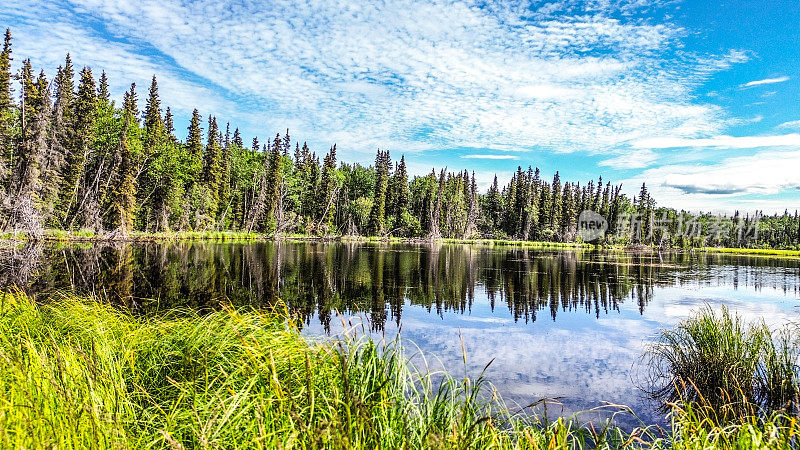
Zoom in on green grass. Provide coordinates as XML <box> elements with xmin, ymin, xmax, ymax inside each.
<box><xmin>0</xmin><ymin>291</ymin><xmax>640</xmax><ymax>449</ymax></box>
<box><xmin>646</xmin><ymin>305</ymin><xmax>800</xmax><ymax>422</ymax></box>
<box><xmin>128</xmin><ymin>230</ymin><xmax>263</xmax><ymax>241</ymax></box>
<box><xmin>695</xmin><ymin>247</ymin><xmax>800</xmax><ymax>258</ymax></box>
<box><xmin>1</xmin><ymin>292</ymin><xmax>798</xmax><ymax>448</ymax></box>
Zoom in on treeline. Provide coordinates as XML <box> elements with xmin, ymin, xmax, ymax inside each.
<box><xmin>0</xmin><ymin>30</ymin><xmax>798</xmax><ymax>248</ymax></box>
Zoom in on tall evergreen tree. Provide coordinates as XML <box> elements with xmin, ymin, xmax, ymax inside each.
<box><xmin>368</xmin><ymin>150</ymin><xmax>390</xmax><ymax>235</ymax></box>
<box><xmin>484</xmin><ymin>175</ymin><xmax>502</xmax><ymax>233</ymax></box>
<box><xmin>8</xmin><ymin>71</ymin><xmax>50</xmax><ymax>236</ymax></box>
<box><xmin>61</xmin><ymin>66</ymin><xmax>96</xmax><ymax>228</ymax></box>
<box><xmin>187</xmin><ymin>109</ymin><xmax>203</xmax><ymax>163</ymax></box>
<box><xmin>392</xmin><ymin>155</ymin><xmax>409</xmax><ymax>225</ymax></box>
<box><xmin>164</xmin><ymin>107</ymin><xmax>175</xmax><ymax>140</ymax></box>
<box><xmin>97</xmin><ymin>71</ymin><xmax>110</xmax><ymax>104</ymax></box>
<box><xmin>107</xmin><ymin>113</ymin><xmax>136</xmax><ymax>235</ymax></box>
<box><xmin>549</xmin><ymin>171</ymin><xmax>562</xmax><ymax>233</ymax></box>
<box><xmin>121</xmin><ymin>82</ymin><xmax>138</xmax><ymax>121</ymax></box>
<box><xmin>233</xmin><ymin>127</ymin><xmax>243</xmax><ymax>148</ymax></box>
<box><xmin>261</xmin><ymin>133</ymin><xmax>283</xmax><ymax>231</ymax></box>
<box><xmin>144</xmin><ymin>75</ymin><xmax>164</xmax><ymax>140</ymax></box>
<box><xmin>316</xmin><ymin>144</ymin><xmax>338</xmax><ymax>232</ymax></box>
<box><xmin>0</xmin><ymin>29</ymin><xmax>12</xmax><ymax>189</ymax></box>
<box><xmin>637</xmin><ymin>182</ymin><xmax>652</xmax><ymax>243</ymax></box>
<box><xmin>465</xmin><ymin>171</ymin><xmax>478</xmax><ymax>237</ymax></box>
<box><xmin>219</xmin><ymin>131</ymin><xmax>232</xmax><ymax>223</ymax></box>
<box><xmin>18</xmin><ymin>60</ymin><xmax>41</xmax><ymax>149</ymax></box>
<box><xmin>430</xmin><ymin>168</ymin><xmax>446</xmax><ymax>239</ymax></box>
<box><xmin>201</xmin><ymin>116</ymin><xmax>223</xmax><ymax>217</ymax></box>
<box><xmin>0</xmin><ymin>29</ymin><xmax>11</xmax><ymax>112</ymax></box>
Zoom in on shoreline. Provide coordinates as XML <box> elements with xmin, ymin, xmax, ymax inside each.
<box><xmin>1</xmin><ymin>230</ymin><xmax>799</xmax><ymax>258</ymax></box>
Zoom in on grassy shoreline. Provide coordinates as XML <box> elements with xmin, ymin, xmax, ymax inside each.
<box><xmin>1</xmin><ymin>291</ymin><xmax>799</xmax><ymax>448</ymax></box>
<box><xmin>2</xmin><ymin>229</ymin><xmax>800</xmax><ymax>259</ymax></box>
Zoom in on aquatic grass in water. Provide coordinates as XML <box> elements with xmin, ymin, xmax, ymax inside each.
<box><xmin>646</xmin><ymin>305</ymin><xmax>800</xmax><ymax>422</ymax></box>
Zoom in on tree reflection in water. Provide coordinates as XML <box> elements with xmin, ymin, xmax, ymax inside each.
<box><xmin>1</xmin><ymin>242</ymin><xmax>798</xmax><ymax>333</ymax></box>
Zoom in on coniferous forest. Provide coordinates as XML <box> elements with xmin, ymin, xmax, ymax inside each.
<box><xmin>1</xmin><ymin>30</ymin><xmax>799</xmax><ymax>249</ymax></box>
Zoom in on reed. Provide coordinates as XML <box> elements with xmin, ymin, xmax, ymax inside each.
<box><xmin>646</xmin><ymin>305</ymin><xmax>800</xmax><ymax>422</ymax></box>
<box><xmin>1</xmin><ymin>292</ymin><xmax>798</xmax><ymax>448</ymax></box>
<box><xmin>0</xmin><ymin>291</ymin><xmax>636</xmax><ymax>449</ymax></box>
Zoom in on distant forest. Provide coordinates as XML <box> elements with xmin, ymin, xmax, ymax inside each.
<box><xmin>0</xmin><ymin>30</ymin><xmax>798</xmax><ymax>249</ymax></box>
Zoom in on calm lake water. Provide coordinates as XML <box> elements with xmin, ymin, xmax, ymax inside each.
<box><xmin>2</xmin><ymin>241</ymin><xmax>799</xmax><ymax>427</ymax></box>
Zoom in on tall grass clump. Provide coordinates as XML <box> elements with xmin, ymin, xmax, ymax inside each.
<box><xmin>646</xmin><ymin>305</ymin><xmax>800</xmax><ymax>422</ymax></box>
<box><xmin>0</xmin><ymin>291</ymin><xmax>646</xmax><ymax>449</ymax></box>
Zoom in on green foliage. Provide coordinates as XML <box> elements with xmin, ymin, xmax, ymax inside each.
<box><xmin>646</xmin><ymin>306</ymin><xmax>800</xmax><ymax>421</ymax></box>
<box><xmin>348</xmin><ymin>196</ymin><xmax>373</xmax><ymax>233</ymax></box>
<box><xmin>106</xmin><ymin>114</ymin><xmax>137</xmax><ymax>234</ymax></box>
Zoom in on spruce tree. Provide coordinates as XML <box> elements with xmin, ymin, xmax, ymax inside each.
<box><xmin>97</xmin><ymin>71</ymin><xmax>110</xmax><ymax>104</ymax></box>
<box><xmin>503</xmin><ymin>173</ymin><xmax>517</xmax><ymax>235</ymax></box>
<box><xmin>164</xmin><ymin>107</ymin><xmax>175</xmax><ymax>140</ymax></box>
<box><xmin>368</xmin><ymin>150</ymin><xmax>389</xmax><ymax>236</ymax></box>
<box><xmin>14</xmin><ymin>66</ymin><xmax>44</xmax><ymax>190</ymax></box>
<box><xmin>429</xmin><ymin>168</ymin><xmax>445</xmax><ymax>239</ymax></box>
<box><xmin>60</xmin><ymin>66</ymin><xmax>96</xmax><ymax>228</ymax></box>
<box><xmin>513</xmin><ymin>166</ymin><xmax>527</xmax><ymax>237</ymax></box>
<box><xmin>560</xmin><ymin>183</ymin><xmax>575</xmax><ymax>237</ymax></box>
<box><xmin>392</xmin><ymin>155</ymin><xmax>409</xmax><ymax>223</ymax></box>
<box><xmin>224</xmin><ymin>122</ymin><xmax>231</xmax><ymax>149</ymax></box>
<box><xmin>485</xmin><ymin>175</ymin><xmax>502</xmax><ymax>233</ymax></box>
<box><xmin>282</xmin><ymin>129</ymin><xmax>291</xmax><ymax>156</ymax></box>
<box><xmin>9</xmin><ymin>71</ymin><xmax>51</xmax><ymax>235</ymax></box>
<box><xmin>219</xmin><ymin>131</ymin><xmax>232</xmax><ymax>223</ymax></box>
<box><xmin>108</xmin><ymin>113</ymin><xmax>136</xmax><ymax>235</ymax></box>
<box><xmin>550</xmin><ymin>171</ymin><xmax>562</xmax><ymax>232</ymax></box>
<box><xmin>0</xmin><ymin>29</ymin><xmax>11</xmax><ymax>112</ymax></box>
<box><xmin>0</xmin><ymin>29</ymin><xmax>12</xmax><ymax>188</ymax></box>
<box><xmin>261</xmin><ymin>133</ymin><xmax>282</xmax><ymax>231</ymax></box>
<box><xmin>121</xmin><ymin>82</ymin><xmax>138</xmax><ymax>121</ymax></box>
<box><xmin>15</xmin><ymin>61</ymin><xmax>33</xmax><ymax>149</ymax></box>
<box><xmin>201</xmin><ymin>116</ymin><xmax>223</xmax><ymax>216</ymax></box>
<box><xmin>466</xmin><ymin>171</ymin><xmax>478</xmax><ymax>237</ymax></box>
<box><xmin>537</xmin><ymin>182</ymin><xmax>551</xmax><ymax>239</ymax></box>
<box><xmin>315</xmin><ymin>144</ymin><xmax>338</xmax><ymax>231</ymax></box>
<box><xmin>187</xmin><ymin>109</ymin><xmax>203</xmax><ymax>163</ymax></box>
<box><xmin>637</xmin><ymin>182</ymin><xmax>651</xmax><ymax>243</ymax></box>
<box><xmin>144</xmin><ymin>75</ymin><xmax>164</xmax><ymax>141</ymax></box>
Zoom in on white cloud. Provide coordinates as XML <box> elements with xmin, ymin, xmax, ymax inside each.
<box><xmin>0</xmin><ymin>6</ymin><xmax>229</xmax><ymax>119</ymax></box>
<box><xmin>462</xmin><ymin>154</ymin><xmax>519</xmax><ymax>160</ymax></box>
<box><xmin>633</xmin><ymin>134</ymin><xmax>800</xmax><ymax>149</ymax></box>
<box><xmin>621</xmin><ymin>149</ymin><xmax>800</xmax><ymax>212</ymax></box>
<box><xmin>1</xmin><ymin>0</ymin><xmax>747</xmax><ymax>158</ymax></box>
<box><xmin>777</xmin><ymin>120</ymin><xmax>800</xmax><ymax>129</ymax></box>
<box><xmin>599</xmin><ymin>148</ymin><xmax>659</xmax><ymax>169</ymax></box>
<box><xmin>742</xmin><ymin>76</ymin><xmax>789</xmax><ymax>87</ymax></box>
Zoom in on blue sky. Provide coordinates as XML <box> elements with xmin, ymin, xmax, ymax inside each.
<box><xmin>2</xmin><ymin>0</ymin><xmax>799</xmax><ymax>213</ymax></box>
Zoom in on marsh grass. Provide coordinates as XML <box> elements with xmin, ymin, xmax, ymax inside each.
<box><xmin>697</xmin><ymin>247</ymin><xmax>800</xmax><ymax>258</ymax></box>
<box><xmin>0</xmin><ymin>291</ymin><xmax>648</xmax><ymax>449</ymax></box>
<box><xmin>2</xmin><ymin>292</ymin><xmax>799</xmax><ymax>448</ymax></box>
<box><xmin>646</xmin><ymin>305</ymin><xmax>800</xmax><ymax>422</ymax></box>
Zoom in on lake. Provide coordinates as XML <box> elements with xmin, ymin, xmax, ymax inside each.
<box><xmin>2</xmin><ymin>241</ymin><xmax>799</xmax><ymax>427</ymax></box>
